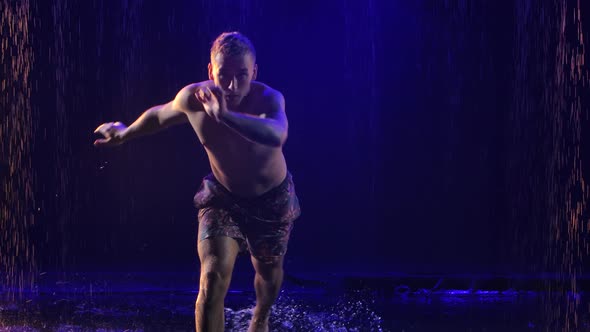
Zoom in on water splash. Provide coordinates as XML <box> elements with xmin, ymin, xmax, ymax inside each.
<box><xmin>224</xmin><ymin>291</ymin><xmax>384</xmax><ymax>332</ymax></box>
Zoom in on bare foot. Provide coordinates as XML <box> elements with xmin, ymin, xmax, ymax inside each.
<box><xmin>247</xmin><ymin>316</ymin><xmax>269</xmax><ymax>332</ymax></box>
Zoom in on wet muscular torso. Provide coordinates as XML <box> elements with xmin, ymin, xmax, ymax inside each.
<box><xmin>183</xmin><ymin>81</ymin><xmax>287</xmax><ymax>197</ymax></box>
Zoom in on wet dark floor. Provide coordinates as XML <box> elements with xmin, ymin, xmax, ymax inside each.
<box><xmin>1</xmin><ymin>272</ymin><xmax>589</xmax><ymax>331</ymax></box>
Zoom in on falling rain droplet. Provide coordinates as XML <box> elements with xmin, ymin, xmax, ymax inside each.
<box><xmin>511</xmin><ymin>0</ymin><xmax>589</xmax><ymax>330</ymax></box>
<box><xmin>0</xmin><ymin>0</ymin><xmax>37</xmax><ymax>301</ymax></box>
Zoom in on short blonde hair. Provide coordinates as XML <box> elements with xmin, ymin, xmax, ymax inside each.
<box><xmin>210</xmin><ymin>31</ymin><xmax>256</xmax><ymax>63</ymax></box>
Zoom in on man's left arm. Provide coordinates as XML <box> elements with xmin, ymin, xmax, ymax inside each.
<box><xmin>219</xmin><ymin>91</ymin><xmax>288</xmax><ymax>147</ymax></box>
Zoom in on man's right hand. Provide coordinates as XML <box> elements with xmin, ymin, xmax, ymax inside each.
<box><xmin>93</xmin><ymin>121</ymin><xmax>128</xmax><ymax>147</ymax></box>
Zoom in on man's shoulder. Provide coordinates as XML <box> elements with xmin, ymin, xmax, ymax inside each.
<box><xmin>249</xmin><ymin>82</ymin><xmax>285</xmax><ymax>115</ymax></box>
<box><xmin>251</xmin><ymin>81</ymin><xmax>284</xmax><ymax>102</ymax></box>
<box><xmin>181</xmin><ymin>80</ymin><xmax>213</xmax><ymax>92</ymax></box>
<box><xmin>174</xmin><ymin>81</ymin><xmax>211</xmax><ymax>102</ymax></box>
<box><xmin>173</xmin><ymin>81</ymin><xmax>212</xmax><ymax>112</ymax></box>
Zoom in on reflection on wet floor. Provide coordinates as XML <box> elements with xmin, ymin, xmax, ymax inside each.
<box><xmin>1</xmin><ymin>272</ymin><xmax>589</xmax><ymax>331</ymax></box>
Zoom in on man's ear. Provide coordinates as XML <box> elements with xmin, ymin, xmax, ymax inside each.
<box><xmin>252</xmin><ymin>63</ymin><xmax>258</xmax><ymax>80</ymax></box>
<box><xmin>208</xmin><ymin>63</ymin><xmax>213</xmax><ymax>80</ymax></box>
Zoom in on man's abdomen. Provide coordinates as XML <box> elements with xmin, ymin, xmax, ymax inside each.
<box><xmin>206</xmin><ymin>149</ymin><xmax>287</xmax><ymax>198</ymax></box>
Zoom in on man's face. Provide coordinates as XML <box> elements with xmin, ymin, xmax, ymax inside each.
<box><xmin>208</xmin><ymin>52</ymin><xmax>258</xmax><ymax>108</ymax></box>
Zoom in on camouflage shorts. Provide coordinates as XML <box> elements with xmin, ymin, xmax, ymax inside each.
<box><xmin>194</xmin><ymin>172</ymin><xmax>301</xmax><ymax>262</ymax></box>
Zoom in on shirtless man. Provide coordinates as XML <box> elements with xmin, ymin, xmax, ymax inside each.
<box><xmin>93</xmin><ymin>32</ymin><xmax>301</xmax><ymax>332</ymax></box>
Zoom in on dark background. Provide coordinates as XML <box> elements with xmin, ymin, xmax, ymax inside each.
<box><xmin>2</xmin><ymin>0</ymin><xmax>589</xmax><ymax>278</ymax></box>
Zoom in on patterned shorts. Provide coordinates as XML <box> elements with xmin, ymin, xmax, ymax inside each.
<box><xmin>193</xmin><ymin>172</ymin><xmax>301</xmax><ymax>262</ymax></box>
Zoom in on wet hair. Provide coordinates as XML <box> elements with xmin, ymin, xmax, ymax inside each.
<box><xmin>210</xmin><ymin>31</ymin><xmax>256</xmax><ymax>64</ymax></box>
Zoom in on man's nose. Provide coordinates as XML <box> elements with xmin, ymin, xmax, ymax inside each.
<box><xmin>228</xmin><ymin>77</ymin><xmax>238</xmax><ymax>91</ymax></box>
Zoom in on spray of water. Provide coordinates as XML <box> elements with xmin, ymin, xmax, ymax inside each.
<box><xmin>0</xmin><ymin>0</ymin><xmax>37</xmax><ymax>301</ymax></box>
<box><xmin>224</xmin><ymin>291</ymin><xmax>384</xmax><ymax>332</ymax></box>
<box><xmin>545</xmin><ymin>1</ymin><xmax>589</xmax><ymax>330</ymax></box>
<box><xmin>512</xmin><ymin>1</ymin><xmax>589</xmax><ymax>330</ymax></box>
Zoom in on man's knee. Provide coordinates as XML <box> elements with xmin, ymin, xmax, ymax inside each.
<box><xmin>201</xmin><ymin>270</ymin><xmax>231</xmax><ymax>289</ymax></box>
<box><xmin>252</xmin><ymin>256</ymin><xmax>284</xmax><ymax>280</ymax></box>
<box><xmin>198</xmin><ymin>270</ymin><xmax>231</xmax><ymax>305</ymax></box>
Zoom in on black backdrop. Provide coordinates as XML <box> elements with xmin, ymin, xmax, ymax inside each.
<box><xmin>2</xmin><ymin>0</ymin><xmax>589</xmax><ymax>277</ymax></box>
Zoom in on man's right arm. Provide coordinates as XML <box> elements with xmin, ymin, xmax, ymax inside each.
<box><xmin>120</xmin><ymin>101</ymin><xmax>187</xmax><ymax>141</ymax></box>
<box><xmin>94</xmin><ymin>84</ymin><xmax>204</xmax><ymax>146</ymax></box>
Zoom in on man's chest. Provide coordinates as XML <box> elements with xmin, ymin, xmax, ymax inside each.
<box><xmin>188</xmin><ymin>111</ymin><xmax>265</xmax><ymax>156</ymax></box>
